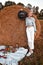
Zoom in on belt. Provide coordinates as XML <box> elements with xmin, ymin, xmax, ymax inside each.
<box><xmin>26</xmin><ymin>25</ymin><xmax>33</xmax><ymax>28</ymax></box>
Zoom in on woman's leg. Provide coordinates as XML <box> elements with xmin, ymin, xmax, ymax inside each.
<box><xmin>26</xmin><ymin>27</ymin><xmax>32</xmax><ymax>49</ymax></box>
<box><xmin>30</xmin><ymin>27</ymin><xmax>34</xmax><ymax>50</ymax></box>
<box><xmin>26</xmin><ymin>27</ymin><xmax>34</xmax><ymax>56</ymax></box>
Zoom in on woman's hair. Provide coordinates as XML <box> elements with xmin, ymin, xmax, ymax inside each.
<box><xmin>18</xmin><ymin>9</ymin><xmax>28</xmax><ymax>20</ymax></box>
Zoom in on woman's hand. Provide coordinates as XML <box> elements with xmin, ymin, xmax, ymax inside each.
<box><xmin>34</xmin><ymin>32</ymin><xmax>36</xmax><ymax>36</ymax></box>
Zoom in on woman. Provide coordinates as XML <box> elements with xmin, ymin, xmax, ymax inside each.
<box><xmin>25</xmin><ymin>8</ymin><xmax>37</xmax><ymax>56</ymax></box>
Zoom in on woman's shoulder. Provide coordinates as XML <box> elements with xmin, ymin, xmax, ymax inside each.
<box><xmin>25</xmin><ymin>17</ymin><xmax>28</xmax><ymax>19</ymax></box>
<box><xmin>31</xmin><ymin>17</ymin><xmax>35</xmax><ymax>21</ymax></box>
<box><xmin>25</xmin><ymin>17</ymin><xmax>29</xmax><ymax>20</ymax></box>
<box><xmin>25</xmin><ymin>17</ymin><xmax>35</xmax><ymax>21</ymax></box>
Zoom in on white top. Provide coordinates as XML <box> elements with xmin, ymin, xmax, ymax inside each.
<box><xmin>25</xmin><ymin>17</ymin><xmax>36</xmax><ymax>32</ymax></box>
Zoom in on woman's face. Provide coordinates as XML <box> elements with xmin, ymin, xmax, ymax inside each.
<box><xmin>28</xmin><ymin>11</ymin><xmax>33</xmax><ymax>17</ymax></box>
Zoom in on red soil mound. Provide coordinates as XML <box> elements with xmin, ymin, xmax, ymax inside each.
<box><xmin>0</xmin><ymin>5</ymin><xmax>41</xmax><ymax>47</ymax></box>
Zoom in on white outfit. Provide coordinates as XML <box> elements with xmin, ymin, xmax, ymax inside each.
<box><xmin>26</xmin><ymin>26</ymin><xmax>34</xmax><ymax>49</ymax></box>
<box><xmin>25</xmin><ymin>17</ymin><xmax>36</xmax><ymax>50</ymax></box>
<box><xmin>0</xmin><ymin>58</ymin><xmax>5</xmax><ymax>64</ymax></box>
<box><xmin>0</xmin><ymin>46</ymin><xmax>6</xmax><ymax>50</ymax></box>
<box><xmin>0</xmin><ymin>47</ymin><xmax>28</xmax><ymax>65</ymax></box>
<box><xmin>25</xmin><ymin>17</ymin><xmax>36</xmax><ymax>32</ymax></box>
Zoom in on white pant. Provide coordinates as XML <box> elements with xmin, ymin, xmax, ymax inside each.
<box><xmin>26</xmin><ymin>26</ymin><xmax>34</xmax><ymax>49</ymax></box>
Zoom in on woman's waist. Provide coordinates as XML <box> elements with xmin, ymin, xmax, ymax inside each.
<box><xmin>26</xmin><ymin>25</ymin><xmax>34</xmax><ymax>28</ymax></box>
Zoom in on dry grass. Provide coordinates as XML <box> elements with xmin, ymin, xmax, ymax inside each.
<box><xmin>19</xmin><ymin>20</ymin><xmax>43</xmax><ymax>65</ymax></box>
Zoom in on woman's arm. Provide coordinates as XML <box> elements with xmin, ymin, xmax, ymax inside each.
<box><xmin>32</xmin><ymin>17</ymin><xmax>37</xmax><ymax>32</ymax></box>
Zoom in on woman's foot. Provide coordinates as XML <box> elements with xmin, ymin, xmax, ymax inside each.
<box><xmin>26</xmin><ymin>51</ymin><xmax>33</xmax><ymax>57</ymax></box>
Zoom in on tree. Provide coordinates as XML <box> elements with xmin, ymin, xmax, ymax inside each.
<box><xmin>17</xmin><ymin>2</ymin><xmax>25</xmax><ymax>7</ymax></box>
<box><xmin>35</xmin><ymin>6</ymin><xmax>39</xmax><ymax>15</ymax></box>
<box><xmin>5</xmin><ymin>1</ymin><xmax>16</xmax><ymax>7</ymax></box>
<box><xmin>0</xmin><ymin>2</ymin><xmax>3</xmax><ymax>10</ymax></box>
<box><xmin>35</xmin><ymin>6</ymin><xmax>39</xmax><ymax>18</ymax></box>
<box><xmin>40</xmin><ymin>9</ymin><xmax>43</xmax><ymax>16</ymax></box>
<box><xmin>26</xmin><ymin>4</ymin><xmax>32</xmax><ymax>9</ymax></box>
<box><xmin>33</xmin><ymin>6</ymin><xmax>36</xmax><ymax>14</ymax></box>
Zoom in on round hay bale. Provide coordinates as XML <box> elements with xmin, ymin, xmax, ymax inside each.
<box><xmin>0</xmin><ymin>5</ymin><xmax>41</xmax><ymax>47</ymax></box>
